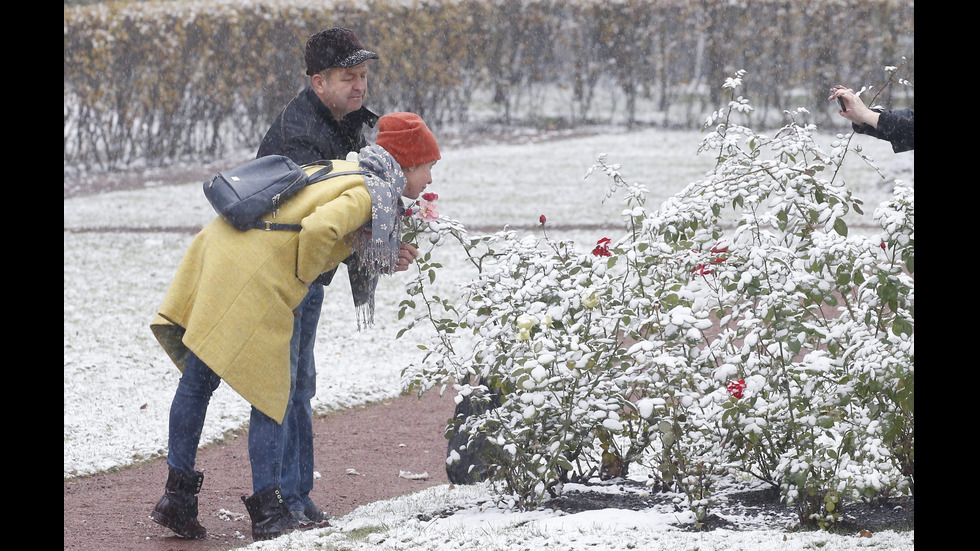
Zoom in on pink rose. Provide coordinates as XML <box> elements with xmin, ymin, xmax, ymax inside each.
<box><xmin>419</xmin><ymin>201</ymin><xmax>439</xmax><ymax>222</ymax></box>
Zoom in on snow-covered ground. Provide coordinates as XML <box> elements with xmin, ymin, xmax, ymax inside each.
<box><xmin>64</xmin><ymin>127</ymin><xmax>913</xmax><ymax>549</ymax></box>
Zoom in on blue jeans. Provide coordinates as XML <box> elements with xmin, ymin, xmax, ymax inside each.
<box><xmin>166</xmin><ymin>350</ymin><xmax>294</xmax><ymax>495</ymax></box>
<box><xmin>280</xmin><ymin>284</ymin><xmax>322</xmax><ymax>513</ymax></box>
<box><xmin>166</xmin><ymin>351</ymin><xmax>222</xmax><ymax>475</ymax></box>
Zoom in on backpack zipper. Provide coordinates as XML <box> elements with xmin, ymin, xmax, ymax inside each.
<box><xmin>271</xmin><ymin>172</ymin><xmax>307</xmax><ymax>218</ymax></box>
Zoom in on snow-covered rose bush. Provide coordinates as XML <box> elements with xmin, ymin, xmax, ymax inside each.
<box><xmin>400</xmin><ymin>70</ymin><xmax>913</xmax><ymax>527</ymax></box>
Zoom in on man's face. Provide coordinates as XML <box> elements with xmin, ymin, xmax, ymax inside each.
<box><xmin>312</xmin><ymin>64</ymin><xmax>369</xmax><ymax>120</ymax></box>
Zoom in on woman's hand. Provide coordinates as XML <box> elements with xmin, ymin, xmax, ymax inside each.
<box><xmin>395</xmin><ymin>242</ymin><xmax>419</xmax><ymax>272</ymax></box>
<box><xmin>829</xmin><ymin>85</ymin><xmax>880</xmax><ymax>129</ymax></box>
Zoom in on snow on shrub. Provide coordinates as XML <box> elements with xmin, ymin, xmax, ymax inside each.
<box><xmin>399</xmin><ymin>69</ymin><xmax>913</xmax><ymax>528</ymax></box>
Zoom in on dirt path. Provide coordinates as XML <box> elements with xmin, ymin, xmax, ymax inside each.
<box><xmin>63</xmin><ymin>389</ymin><xmax>456</xmax><ymax>551</ymax></box>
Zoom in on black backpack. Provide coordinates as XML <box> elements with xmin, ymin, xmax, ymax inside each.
<box><xmin>204</xmin><ymin>155</ymin><xmax>365</xmax><ymax>231</ymax></box>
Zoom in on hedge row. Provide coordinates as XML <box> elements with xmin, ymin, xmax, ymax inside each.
<box><xmin>64</xmin><ymin>0</ymin><xmax>914</xmax><ymax>171</ymax></box>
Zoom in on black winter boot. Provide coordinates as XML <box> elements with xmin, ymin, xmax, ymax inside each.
<box><xmin>302</xmin><ymin>503</ymin><xmax>331</xmax><ymax>528</ymax></box>
<box><xmin>289</xmin><ymin>509</ymin><xmax>316</xmax><ymax>530</ymax></box>
<box><xmin>241</xmin><ymin>487</ymin><xmax>300</xmax><ymax>541</ymax></box>
<box><xmin>149</xmin><ymin>468</ymin><xmax>207</xmax><ymax>539</ymax></box>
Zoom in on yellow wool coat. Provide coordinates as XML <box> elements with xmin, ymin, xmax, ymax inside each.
<box><xmin>151</xmin><ymin>161</ymin><xmax>371</xmax><ymax>424</ymax></box>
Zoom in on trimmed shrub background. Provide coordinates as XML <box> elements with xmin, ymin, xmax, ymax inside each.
<box><xmin>64</xmin><ymin>0</ymin><xmax>914</xmax><ymax>171</ymax></box>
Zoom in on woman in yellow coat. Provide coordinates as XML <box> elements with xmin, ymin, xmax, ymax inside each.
<box><xmin>148</xmin><ymin>113</ymin><xmax>440</xmax><ymax>541</ymax></box>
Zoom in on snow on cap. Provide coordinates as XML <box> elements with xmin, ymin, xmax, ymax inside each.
<box><xmin>305</xmin><ymin>28</ymin><xmax>379</xmax><ymax>75</ymax></box>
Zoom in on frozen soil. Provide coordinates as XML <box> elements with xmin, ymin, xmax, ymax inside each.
<box><xmin>545</xmin><ymin>478</ymin><xmax>914</xmax><ymax>534</ymax></box>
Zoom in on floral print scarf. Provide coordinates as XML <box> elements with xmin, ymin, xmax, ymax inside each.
<box><xmin>347</xmin><ymin>144</ymin><xmax>407</xmax><ymax>329</ymax></box>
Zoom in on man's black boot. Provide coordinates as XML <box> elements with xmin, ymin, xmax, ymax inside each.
<box><xmin>241</xmin><ymin>487</ymin><xmax>300</xmax><ymax>541</ymax></box>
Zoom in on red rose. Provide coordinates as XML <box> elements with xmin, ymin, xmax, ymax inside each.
<box><xmin>592</xmin><ymin>237</ymin><xmax>612</xmax><ymax>257</ymax></box>
<box><xmin>422</xmin><ymin>192</ymin><xmax>439</xmax><ymax>202</ymax></box>
<box><xmin>540</xmin><ymin>214</ymin><xmax>547</xmax><ymax>224</ymax></box>
<box><xmin>726</xmin><ymin>379</ymin><xmax>746</xmax><ymax>399</ymax></box>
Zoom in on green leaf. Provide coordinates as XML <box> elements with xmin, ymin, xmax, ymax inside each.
<box><xmin>833</xmin><ymin>218</ymin><xmax>848</xmax><ymax>237</ymax></box>
<box><xmin>788</xmin><ymin>340</ymin><xmax>802</xmax><ymax>354</ymax></box>
<box><xmin>892</xmin><ymin>318</ymin><xmax>912</xmax><ymax>336</ymax></box>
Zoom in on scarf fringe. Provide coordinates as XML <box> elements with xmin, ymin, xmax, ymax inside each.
<box><xmin>355</xmin><ymin>240</ymin><xmax>400</xmax><ymax>274</ymax></box>
<box><xmin>355</xmin><ymin>299</ymin><xmax>376</xmax><ymax>331</ymax></box>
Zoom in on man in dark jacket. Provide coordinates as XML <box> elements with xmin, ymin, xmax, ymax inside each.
<box><xmin>829</xmin><ymin>85</ymin><xmax>914</xmax><ymax>153</ymax></box>
<box><xmin>255</xmin><ymin>27</ymin><xmax>380</xmax><ymax>531</ymax></box>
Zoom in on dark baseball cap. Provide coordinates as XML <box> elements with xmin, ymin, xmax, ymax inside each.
<box><xmin>305</xmin><ymin>28</ymin><xmax>379</xmax><ymax>75</ymax></box>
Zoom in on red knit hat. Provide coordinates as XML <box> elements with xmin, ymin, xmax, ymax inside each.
<box><xmin>375</xmin><ymin>113</ymin><xmax>441</xmax><ymax>169</ymax></box>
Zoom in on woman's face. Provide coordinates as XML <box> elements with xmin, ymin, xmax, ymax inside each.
<box><xmin>402</xmin><ymin>162</ymin><xmax>435</xmax><ymax>200</ymax></box>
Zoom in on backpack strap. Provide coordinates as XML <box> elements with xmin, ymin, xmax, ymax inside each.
<box><xmin>305</xmin><ymin>161</ymin><xmax>334</xmax><ymax>183</ymax></box>
<box><xmin>252</xmin><ymin>167</ymin><xmax>370</xmax><ymax>231</ymax></box>
<box><xmin>250</xmin><ymin>220</ymin><xmax>304</xmax><ymax>231</ymax></box>
<box><xmin>310</xmin><ymin>170</ymin><xmax>369</xmax><ymax>183</ymax></box>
